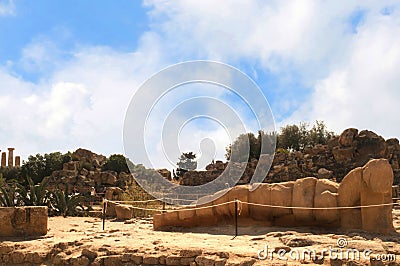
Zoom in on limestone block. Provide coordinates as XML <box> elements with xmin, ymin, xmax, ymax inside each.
<box><xmin>211</xmin><ymin>189</ymin><xmax>231</xmax><ymax>219</ymax></box>
<box><xmin>362</xmin><ymin>159</ymin><xmax>393</xmax><ymax>194</ymax></box>
<box><xmin>360</xmin><ymin>159</ymin><xmax>394</xmax><ymax>233</ymax></box>
<box><xmin>248</xmin><ymin>183</ymin><xmax>272</xmax><ymax>221</ymax></box>
<box><xmin>314</xmin><ymin>191</ymin><xmax>339</xmax><ymax>224</ymax></box>
<box><xmin>105</xmin><ymin>201</ymin><xmax>118</xmax><ymax>217</ymax></box>
<box><xmin>338</xmin><ymin>167</ymin><xmax>363</xmax><ymax>229</ymax></box>
<box><xmin>315</xmin><ymin>179</ymin><xmax>338</xmax><ymax>195</ymax></box>
<box><xmin>360</xmin><ymin>189</ymin><xmax>393</xmax><ymax>233</ymax></box>
<box><xmin>178</xmin><ymin>208</ymin><xmax>196</xmax><ymax>220</ymax></box>
<box><xmin>292</xmin><ymin>177</ymin><xmax>317</xmax><ymax>222</ymax></box>
<box><xmin>115</xmin><ymin>204</ymin><xmax>133</xmax><ymax>220</ymax></box>
<box><xmin>270</xmin><ymin>183</ymin><xmax>293</xmax><ymax>218</ymax></box>
<box><xmin>0</xmin><ymin>207</ymin><xmax>48</xmax><ymax>237</ymax></box>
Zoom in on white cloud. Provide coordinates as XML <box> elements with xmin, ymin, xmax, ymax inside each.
<box><xmin>0</xmin><ymin>0</ymin><xmax>15</xmax><ymax>16</ymax></box>
<box><xmin>145</xmin><ymin>0</ymin><xmax>400</xmax><ymax>140</ymax></box>
<box><xmin>2</xmin><ymin>1</ymin><xmax>400</xmax><ymax>170</ymax></box>
<box><xmin>0</xmin><ymin>34</ymin><xmax>167</xmax><ymax>161</ymax></box>
<box><xmin>286</xmin><ymin>6</ymin><xmax>400</xmax><ymax>138</ymax></box>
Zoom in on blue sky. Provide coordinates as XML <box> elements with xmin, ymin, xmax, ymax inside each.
<box><xmin>0</xmin><ymin>0</ymin><xmax>400</xmax><ymax>169</ymax></box>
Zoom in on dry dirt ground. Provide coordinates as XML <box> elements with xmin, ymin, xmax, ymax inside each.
<box><xmin>2</xmin><ymin>209</ymin><xmax>400</xmax><ymax>265</ymax></box>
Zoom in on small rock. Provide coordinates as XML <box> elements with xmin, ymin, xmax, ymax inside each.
<box><xmin>82</xmin><ymin>248</ymin><xmax>98</xmax><ymax>260</ymax></box>
<box><xmin>180</xmin><ymin>249</ymin><xmax>203</xmax><ymax>257</ymax></box>
<box><xmin>279</xmin><ymin>236</ymin><xmax>315</xmax><ymax>247</ymax></box>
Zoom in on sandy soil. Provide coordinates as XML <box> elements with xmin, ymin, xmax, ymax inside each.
<box><xmin>2</xmin><ymin>209</ymin><xmax>400</xmax><ymax>265</ymax></box>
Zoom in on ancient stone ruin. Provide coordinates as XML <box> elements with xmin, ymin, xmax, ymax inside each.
<box><xmin>0</xmin><ymin>207</ymin><xmax>48</xmax><ymax>237</ymax></box>
<box><xmin>0</xmin><ymin>147</ymin><xmax>21</xmax><ymax>167</ymax></box>
<box><xmin>47</xmin><ymin>148</ymin><xmax>134</xmax><ymax>195</ymax></box>
<box><xmin>180</xmin><ymin>128</ymin><xmax>400</xmax><ymax>186</ymax></box>
<box><xmin>154</xmin><ymin>159</ymin><xmax>394</xmax><ymax>234</ymax></box>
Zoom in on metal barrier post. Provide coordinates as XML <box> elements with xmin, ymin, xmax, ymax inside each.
<box><xmin>233</xmin><ymin>198</ymin><xmax>238</xmax><ymax>239</ymax></box>
<box><xmin>102</xmin><ymin>200</ymin><xmax>106</xmax><ymax>230</ymax></box>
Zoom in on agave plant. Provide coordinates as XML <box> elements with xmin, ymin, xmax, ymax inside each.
<box><xmin>0</xmin><ymin>181</ymin><xmax>22</xmax><ymax>207</ymax></box>
<box><xmin>49</xmin><ymin>186</ymin><xmax>87</xmax><ymax>217</ymax></box>
<box><xmin>17</xmin><ymin>176</ymin><xmax>51</xmax><ymax>206</ymax></box>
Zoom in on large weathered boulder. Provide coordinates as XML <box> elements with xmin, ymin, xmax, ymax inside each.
<box><xmin>105</xmin><ymin>187</ymin><xmax>124</xmax><ymax>201</ymax></box>
<box><xmin>101</xmin><ymin>172</ymin><xmax>117</xmax><ymax>186</ymax></box>
<box><xmin>115</xmin><ymin>204</ymin><xmax>133</xmax><ymax>220</ymax></box>
<box><xmin>105</xmin><ymin>201</ymin><xmax>118</xmax><ymax>217</ymax></box>
<box><xmin>339</xmin><ymin>128</ymin><xmax>358</xmax><ymax>147</ymax></box>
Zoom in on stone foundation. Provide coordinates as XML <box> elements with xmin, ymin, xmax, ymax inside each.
<box><xmin>154</xmin><ymin>159</ymin><xmax>394</xmax><ymax>234</ymax></box>
<box><xmin>0</xmin><ymin>207</ymin><xmax>48</xmax><ymax>237</ymax></box>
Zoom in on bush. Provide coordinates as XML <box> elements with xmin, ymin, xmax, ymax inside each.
<box><xmin>102</xmin><ymin>154</ymin><xmax>134</xmax><ymax>174</ymax></box>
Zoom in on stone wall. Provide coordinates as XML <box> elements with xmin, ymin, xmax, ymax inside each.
<box><xmin>154</xmin><ymin>159</ymin><xmax>394</xmax><ymax>234</ymax></box>
<box><xmin>180</xmin><ymin>128</ymin><xmax>400</xmax><ymax>186</ymax></box>
<box><xmin>0</xmin><ymin>207</ymin><xmax>48</xmax><ymax>237</ymax></box>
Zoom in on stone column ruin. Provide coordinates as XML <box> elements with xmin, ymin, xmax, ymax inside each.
<box><xmin>1</xmin><ymin>152</ymin><xmax>6</xmax><ymax>167</ymax></box>
<box><xmin>8</xmin><ymin>148</ymin><xmax>14</xmax><ymax>167</ymax></box>
<box><xmin>15</xmin><ymin>156</ymin><xmax>21</xmax><ymax>167</ymax></box>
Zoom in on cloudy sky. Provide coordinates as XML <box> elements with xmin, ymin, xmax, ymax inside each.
<box><xmin>0</xmin><ymin>0</ymin><xmax>399</xmax><ymax>169</ymax></box>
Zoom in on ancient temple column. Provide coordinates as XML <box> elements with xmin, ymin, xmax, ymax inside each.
<box><xmin>1</xmin><ymin>152</ymin><xmax>6</xmax><ymax>167</ymax></box>
<box><xmin>15</xmin><ymin>156</ymin><xmax>21</xmax><ymax>167</ymax></box>
<box><xmin>8</xmin><ymin>148</ymin><xmax>14</xmax><ymax>167</ymax></box>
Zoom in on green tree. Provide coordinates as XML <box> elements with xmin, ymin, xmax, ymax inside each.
<box><xmin>225</xmin><ymin>131</ymin><xmax>277</xmax><ymax>162</ymax></box>
<box><xmin>176</xmin><ymin>152</ymin><xmax>197</xmax><ymax>178</ymax></box>
<box><xmin>277</xmin><ymin>121</ymin><xmax>335</xmax><ymax>150</ymax></box>
<box><xmin>307</xmin><ymin>120</ymin><xmax>335</xmax><ymax>147</ymax></box>
<box><xmin>225</xmin><ymin>121</ymin><xmax>336</xmax><ymax>160</ymax></box>
<box><xmin>226</xmin><ymin>133</ymin><xmax>258</xmax><ymax>162</ymax></box>
<box><xmin>102</xmin><ymin>154</ymin><xmax>134</xmax><ymax>173</ymax></box>
<box><xmin>21</xmin><ymin>152</ymin><xmax>72</xmax><ymax>184</ymax></box>
<box><xmin>277</xmin><ymin>122</ymin><xmax>308</xmax><ymax>151</ymax></box>
<box><xmin>0</xmin><ymin>166</ymin><xmax>22</xmax><ymax>182</ymax></box>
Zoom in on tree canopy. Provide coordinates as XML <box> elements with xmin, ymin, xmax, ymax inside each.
<box><xmin>175</xmin><ymin>152</ymin><xmax>197</xmax><ymax>178</ymax></box>
<box><xmin>225</xmin><ymin>121</ymin><xmax>336</xmax><ymax>162</ymax></box>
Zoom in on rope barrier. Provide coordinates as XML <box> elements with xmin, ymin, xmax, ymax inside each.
<box><xmin>103</xmin><ymin>195</ymin><xmax>400</xmax><ymax>205</ymax></box>
<box><xmin>244</xmin><ymin>201</ymin><xmax>398</xmax><ymax>210</ymax></box>
<box><xmin>105</xmin><ymin>198</ymin><xmax>399</xmax><ymax>211</ymax></box>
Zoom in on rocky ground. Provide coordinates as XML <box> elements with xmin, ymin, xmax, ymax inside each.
<box><xmin>2</xmin><ymin>209</ymin><xmax>400</xmax><ymax>265</ymax></box>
